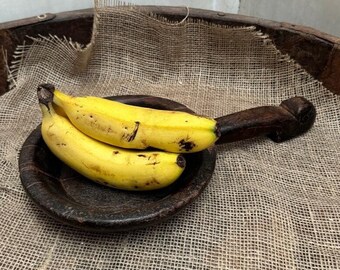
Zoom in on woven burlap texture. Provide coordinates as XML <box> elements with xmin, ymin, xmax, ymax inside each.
<box><xmin>1</xmin><ymin>3</ymin><xmax>340</xmax><ymax>270</ymax></box>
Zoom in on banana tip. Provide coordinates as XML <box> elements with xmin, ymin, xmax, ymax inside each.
<box><xmin>177</xmin><ymin>155</ymin><xmax>186</xmax><ymax>169</ymax></box>
<box><xmin>214</xmin><ymin>122</ymin><xmax>221</xmax><ymax>138</ymax></box>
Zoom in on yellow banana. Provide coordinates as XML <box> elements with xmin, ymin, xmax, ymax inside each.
<box><xmin>37</xmin><ymin>84</ymin><xmax>219</xmax><ymax>153</ymax></box>
<box><xmin>37</xmin><ymin>87</ymin><xmax>186</xmax><ymax>191</ymax></box>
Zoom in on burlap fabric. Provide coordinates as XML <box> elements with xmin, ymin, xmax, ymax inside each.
<box><xmin>1</xmin><ymin>2</ymin><xmax>340</xmax><ymax>269</ymax></box>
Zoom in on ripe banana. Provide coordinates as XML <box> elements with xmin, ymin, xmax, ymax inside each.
<box><xmin>37</xmin><ymin>87</ymin><xmax>186</xmax><ymax>191</ymax></box>
<box><xmin>37</xmin><ymin>84</ymin><xmax>220</xmax><ymax>153</ymax></box>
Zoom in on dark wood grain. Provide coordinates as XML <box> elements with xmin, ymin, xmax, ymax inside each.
<box><xmin>216</xmin><ymin>96</ymin><xmax>316</xmax><ymax>144</ymax></box>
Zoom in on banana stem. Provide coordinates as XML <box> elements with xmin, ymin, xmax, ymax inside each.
<box><xmin>37</xmin><ymin>84</ymin><xmax>55</xmax><ymax>108</ymax></box>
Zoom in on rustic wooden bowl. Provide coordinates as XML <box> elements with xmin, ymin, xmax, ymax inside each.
<box><xmin>18</xmin><ymin>95</ymin><xmax>217</xmax><ymax>232</ymax></box>
<box><xmin>18</xmin><ymin>94</ymin><xmax>315</xmax><ymax>232</ymax></box>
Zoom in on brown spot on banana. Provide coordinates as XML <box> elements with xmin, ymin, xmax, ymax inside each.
<box><xmin>56</xmin><ymin>143</ymin><xmax>67</xmax><ymax>147</ymax></box>
<box><xmin>141</xmin><ymin>139</ymin><xmax>148</xmax><ymax>147</ymax></box>
<box><xmin>88</xmin><ymin>120</ymin><xmax>110</xmax><ymax>133</ymax></box>
<box><xmin>122</xmin><ymin>121</ymin><xmax>140</xmax><ymax>142</ymax></box>
<box><xmin>89</xmin><ymin>164</ymin><xmax>101</xmax><ymax>173</ymax></box>
<box><xmin>178</xmin><ymin>138</ymin><xmax>196</xmax><ymax>151</ymax></box>
<box><xmin>147</xmin><ymin>153</ymin><xmax>159</xmax><ymax>161</ymax></box>
<box><xmin>150</xmin><ymin>178</ymin><xmax>161</xmax><ymax>185</ymax></box>
<box><xmin>81</xmin><ymin>161</ymin><xmax>101</xmax><ymax>174</ymax></box>
<box><xmin>146</xmin><ymin>161</ymin><xmax>160</xmax><ymax>166</ymax></box>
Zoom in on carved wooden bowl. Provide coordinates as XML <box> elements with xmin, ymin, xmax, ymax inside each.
<box><xmin>18</xmin><ymin>95</ymin><xmax>315</xmax><ymax>232</ymax></box>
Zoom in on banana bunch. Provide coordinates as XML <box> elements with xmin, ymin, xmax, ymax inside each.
<box><xmin>37</xmin><ymin>84</ymin><xmax>219</xmax><ymax>191</ymax></box>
